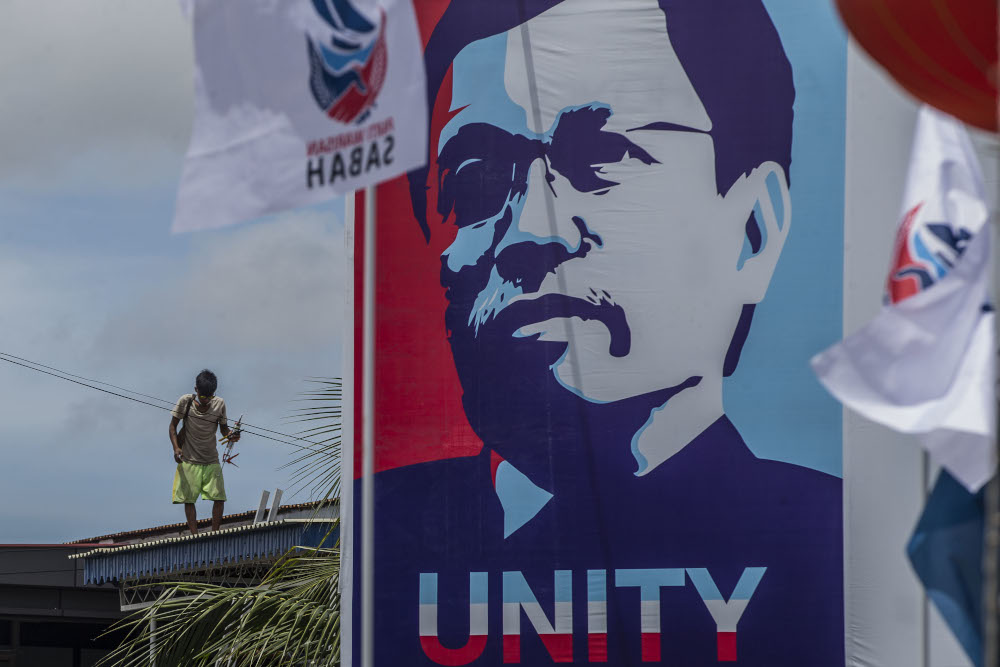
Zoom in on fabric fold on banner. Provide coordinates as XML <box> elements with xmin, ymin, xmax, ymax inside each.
<box><xmin>812</xmin><ymin>106</ymin><xmax>994</xmax><ymax>492</ymax></box>
<box><xmin>173</xmin><ymin>0</ymin><xmax>427</xmax><ymax>232</ymax></box>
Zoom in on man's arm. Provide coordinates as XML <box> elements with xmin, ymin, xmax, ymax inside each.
<box><xmin>218</xmin><ymin>423</ymin><xmax>241</xmax><ymax>443</ymax></box>
<box><xmin>218</xmin><ymin>402</ymin><xmax>240</xmax><ymax>443</ymax></box>
<box><xmin>169</xmin><ymin>416</ymin><xmax>183</xmax><ymax>463</ymax></box>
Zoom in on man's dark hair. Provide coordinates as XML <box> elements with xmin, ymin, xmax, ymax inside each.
<box><xmin>407</xmin><ymin>0</ymin><xmax>795</xmax><ymax>376</ymax></box>
<box><xmin>195</xmin><ymin>369</ymin><xmax>218</xmax><ymax>397</ymax></box>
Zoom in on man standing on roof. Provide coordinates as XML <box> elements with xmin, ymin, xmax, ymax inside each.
<box><xmin>169</xmin><ymin>369</ymin><xmax>240</xmax><ymax>534</ymax></box>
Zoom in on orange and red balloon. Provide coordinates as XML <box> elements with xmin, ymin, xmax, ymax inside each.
<box><xmin>835</xmin><ymin>0</ymin><xmax>997</xmax><ymax>132</ymax></box>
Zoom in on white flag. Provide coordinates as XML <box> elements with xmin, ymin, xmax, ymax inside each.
<box><xmin>173</xmin><ymin>0</ymin><xmax>428</xmax><ymax>232</ymax></box>
<box><xmin>812</xmin><ymin>106</ymin><xmax>995</xmax><ymax>492</ymax></box>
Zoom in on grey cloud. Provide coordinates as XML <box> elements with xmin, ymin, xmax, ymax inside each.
<box><xmin>0</xmin><ymin>247</ymin><xmax>169</xmax><ymax>349</ymax></box>
<box><xmin>94</xmin><ymin>209</ymin><xmax>345</xmax><ymax>359</ymax></box>
<box><xmin>0</xmin><ymin>0</ymin><xmax>194</xmax><ymax>187</ymax></box>
<box><xmin>61</xmin><ymin>393</ymin><xmax>154</xmax><ymax>441</ymax></box>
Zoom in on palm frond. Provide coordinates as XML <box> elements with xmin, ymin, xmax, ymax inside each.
<box><xmin>281</xmin><ymin>378</ymin><xmax>343</xmax><ymax>501</ymax></box>
<box><xmin>99</xmin><ymin>545</ymin><xmax>341</xmax><ymax>667</ymax></box>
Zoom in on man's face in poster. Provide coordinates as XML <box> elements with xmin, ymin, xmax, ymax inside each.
<box><xmin>435</xmin><ymin>0</ymin><xmax>791</xmax><ymax>429</ymax></box>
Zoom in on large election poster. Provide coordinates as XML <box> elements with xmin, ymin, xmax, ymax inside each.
<box><xmin>347</xmin><ymin>0</ymin><xmax>847</xmax><ymax>664</ymax></box>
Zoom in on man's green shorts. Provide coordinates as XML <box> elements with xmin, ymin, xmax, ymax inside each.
<box><xmin>172</xmin><ymin>462</ymin><xmax>227</xmax><ymax>503</ymax></box>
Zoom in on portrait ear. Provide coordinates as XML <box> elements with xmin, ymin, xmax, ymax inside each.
<box><xmin>733</xmin><ymin>161</ymin><xmax>791</xmax><ymax>303</ymax></box>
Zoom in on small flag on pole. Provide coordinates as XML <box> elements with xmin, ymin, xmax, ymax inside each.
<box><xmin>173</xmin><ymin>0</ymin><xmax>428</xmax><ymax>232</ymax></box>
<box><xmin>811</xmin><ymin>105</ymin><xmax>995</xmax><ymax>492</ymax></box>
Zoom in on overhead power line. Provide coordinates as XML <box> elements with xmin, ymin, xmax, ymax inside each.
<box><xmin>0</xmin><ymin>352</ymin><xmax>331</xmax><ymax>453</ymax></box>
<box><xmin>0</xmin><ymin>352</ymin><xmax>177</xmax><ymax>406</ymax></box>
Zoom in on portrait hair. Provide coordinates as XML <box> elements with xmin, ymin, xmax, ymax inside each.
<box><xmin>408</xmin><ymin>0</ymin><xmax>795</xmax><ymax>376</ymax></box>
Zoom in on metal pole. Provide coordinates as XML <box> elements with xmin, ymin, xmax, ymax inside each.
<box><xmin>341</xmin><ymin>191</ymin><xmax>356</xmax><ymax>667</ymax></box>
<box><xmin>984</xmin><ymin>44</ymin><xmax>1000</xmax><ymax>661</ymax></box>
<box><xmin>361</xmin><ymin>185</ymin><xmax>377</xmax><ymax>667</ymax></box>
<box><xmin>985</xmin><ymin>26</ymin><xmax>1000</xmax><ymax>663</ymax></box>
<box><xmin>149</xmin><ymin>613</ymin><xmax>157</xmax><ymax>667</ymax></box>
<box><xmin>922</xmin><ymin>452</ymin><xmax>930</xmax><ymax>667</ymax></box>
<box><xmin>985</xmin><ymin>229</ymin><xmax>1000</xmax><ymax>667</ymax></box>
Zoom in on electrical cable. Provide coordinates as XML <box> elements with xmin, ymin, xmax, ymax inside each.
<box><xmin>0</xmin><ymin>352</ymin><xmax>331</xmax><ymax>453</ymax></box>
<box><xmin>0</xmin><ymin>352</ymin><xmax>175</xmax><ymax>407</ymax></box>
<box><xmin>0</xmin><ymin>351</ymin><xmax>328</xmax><ymax>447</ymax></box>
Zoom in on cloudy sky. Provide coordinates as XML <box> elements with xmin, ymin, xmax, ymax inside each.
<box><xmin>0</xmin><ymin>0</ymin><xmax>345</xmax><ymax>542</ymax></box>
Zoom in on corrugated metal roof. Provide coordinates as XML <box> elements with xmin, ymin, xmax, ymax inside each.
<box><xmin>66</xmin><ymin>499</ymin><xmax>337</xmax><ymax>545</ymax></box>
<box><xmin>0</xmin><ymin>544</ymin><xmax>103</xmax><ymax>548</ymax></box>
<box><xmin>71</xmin><ymin>519</ymin><xmax>337</xmax><ymax>585</ymax></box>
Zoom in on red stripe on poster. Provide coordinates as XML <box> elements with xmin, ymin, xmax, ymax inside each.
<box><xmin>718</xmin><ymin>632</ymin><xmax>738</xmax><ymax>662</ymax></box>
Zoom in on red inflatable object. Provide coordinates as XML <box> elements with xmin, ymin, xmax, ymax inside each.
<box><xmin>835</xmin><ymin>0</ymin><xmax>997</xmax><ymax>132</ymax></box>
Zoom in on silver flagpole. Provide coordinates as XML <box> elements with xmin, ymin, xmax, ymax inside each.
<box><xmin>986</xmin><ymin>196</ymin><xmax>1000</xmax><ymax>667</ymax></box>
<box><xmin>986</xmin><ymin>16</ymin><xmax>1000</xmax><ymax>661</ymax></box>
<box><xmin>984</xmin><ymin>25</ymin><xmax>1000</xmax><ymax>658</ymax></box>
<box><xmin>986</xmin><ymin>238</ymin><xmax>1000</xmax><ymax>667</ymax></box>
<box><xmin>341</xmin><ymin>192</ymin><xmax>356</xmax><ymax>667</ymax></box>
<box><xmin>361</xmin><ymin>185</ymin><xmax>377</xmax><ymax>667</ymax></box>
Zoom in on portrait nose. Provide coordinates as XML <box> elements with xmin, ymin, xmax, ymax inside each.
<box><xmin>494</xmin><ymin>158</ymin><xmax>598</xmax><ymax>290</ymax></box>
<box><xmin>502</xmin><ymin>158</ymin><xmax>581</xmax><ymax>249</ymax></box>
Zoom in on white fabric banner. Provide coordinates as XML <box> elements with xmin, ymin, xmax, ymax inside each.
<box><xmin>813</xmin><ymin>106</ymin><xmax>994</xmax><ymax>492</ymax></box>
<box><xmin>174</xmin><ymin>0</ymin><xmax>427</xmax><ymax>232</ymax></box>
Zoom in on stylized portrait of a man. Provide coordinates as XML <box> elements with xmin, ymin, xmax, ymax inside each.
<box><xmin>358</xmin><ymin>0</ymin><xmax>844</xmax><ymax>664</ymax></box>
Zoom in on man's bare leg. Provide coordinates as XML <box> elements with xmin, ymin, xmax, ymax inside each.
<box><xmin>184</xmin><ymin>503</ymin><xmax>198</xmax><ymax>535</ymax></box>
<box><xmin>212</xmin><ymin>500</ymin><xmax>224</xmax><ymax>531</ymax></box>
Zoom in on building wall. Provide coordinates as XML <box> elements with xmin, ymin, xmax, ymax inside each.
<box><xmin>0</xmin><ymin>547</ymin><xmax>122</xmax><ymax>667</ymax></box>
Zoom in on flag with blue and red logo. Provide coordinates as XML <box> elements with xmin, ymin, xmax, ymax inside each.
<box><xmin>812</xmin><ymin>105</ymin><xmax>994</xmax><ymax>492</ymax></box>
<box><xmin>172</xmin><ymin>0</ymin><xmax>427</xmax><ymax>232</ymax></box>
